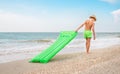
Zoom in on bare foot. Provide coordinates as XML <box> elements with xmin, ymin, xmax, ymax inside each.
<box><xmin>87</xmin><ymin>52</ymin><xmax>90</xmax><ymax>54</ymax></box>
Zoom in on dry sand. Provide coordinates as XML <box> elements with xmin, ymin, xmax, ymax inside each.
<box><xmin>0</xmin><ymin>45</ymin><xmax>120</xmax><ymax>74</ymax></box>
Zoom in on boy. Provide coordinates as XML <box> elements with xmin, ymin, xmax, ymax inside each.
<box><xmin>75</xmin><ymin>15</ymin><xmax>96</xmax><ymax>54</ymax></box>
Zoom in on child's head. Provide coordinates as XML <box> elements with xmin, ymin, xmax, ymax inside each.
<box><xmin>89</xmin><ymin>15</ymin><xmax>97</xmax><ymax>21</ymax></box>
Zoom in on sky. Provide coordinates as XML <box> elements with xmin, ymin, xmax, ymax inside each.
<box><xmin>0</xmin><ymin>0</ymin><xmax>120</xmax><ymax>32</ymax></box>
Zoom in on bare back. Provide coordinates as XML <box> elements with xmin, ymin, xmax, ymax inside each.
<box><xmin>84</xmin><ymin>19</ymin><xmax>94</xmax><ymax>30</ymax></box>
<box><xmin>75</xmin><ymin>17</ymin><xmax>96</xmax><ymax>40</ymax></box>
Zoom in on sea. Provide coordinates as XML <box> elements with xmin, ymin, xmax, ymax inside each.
<box><xmin>0</xmin><ymin>32</ymin><xmax>120</xmax><ymax>63</ymax></box>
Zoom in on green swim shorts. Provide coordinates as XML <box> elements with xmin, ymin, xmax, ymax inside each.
<box><xmin>84</xmin><ymin>30</ymin><xmax>92</xmax><ymax>38</ymax></box>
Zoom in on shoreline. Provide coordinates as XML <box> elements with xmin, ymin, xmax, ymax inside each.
<box><xmin>0</xmin><ymin>44</ymin><xmax>120</xmax><ymax>74</ymax></box>
<box><xmin>0</xmin><ymin>43</ymin><xmax>119</xmax><ymax>64</ymax></box>
<box><xmin>0</xmin><ymin>36</ymin><xmax>120</xmax><ymax>64</ymax></box>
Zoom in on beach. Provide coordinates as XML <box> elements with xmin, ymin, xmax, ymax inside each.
<box><xmin>0</xmin><ymin>0</ymin><xmax>120</xmax><ymax>74</ymax></box>
<box><xmin>0</xmin><ymin>44</ymin><xmax>120</xmax><ymax>74</ymax></box>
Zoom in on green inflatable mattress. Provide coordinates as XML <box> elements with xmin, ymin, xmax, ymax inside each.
<box><xmin>29</xmin><ymin>31</ymin><xmax>78</xmax><ymax>63</ymax></box>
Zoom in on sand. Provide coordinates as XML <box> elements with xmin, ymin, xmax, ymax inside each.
<box><xmin>0</xmin><ymin>45</ymin><xmax>120</xmax><ymax>74</ymax></box>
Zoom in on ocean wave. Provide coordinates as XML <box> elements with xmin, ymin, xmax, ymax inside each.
<box><xmin>117</xmin><ymin>36</ymin><xmax>120</xmax><ymax>38</ymax></box>
<box><xmin>18</xmin><ymin>39</ymin><xmax>52</xmax><ymax>43</ymax></box>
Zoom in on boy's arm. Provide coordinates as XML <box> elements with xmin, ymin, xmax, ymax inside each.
<box><xmin>75</xmin><ymin>21</ymin><xmax>87</xmax><ymax>32</ymax></box>
<box><xmin>92</xmin><ymin>24</ymin><xmax>96</xmax><ymax>40</ymax></box>
<box><xmin>75</xmin><ymin>23</ymin><xmax>84</xmax><ymax>32</ymax></box>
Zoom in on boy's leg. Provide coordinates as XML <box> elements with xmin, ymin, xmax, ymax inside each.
<box><xmin>86</xmin><ymin>38</ymin><xmax>91</xmax><ymax>54</ymax></box>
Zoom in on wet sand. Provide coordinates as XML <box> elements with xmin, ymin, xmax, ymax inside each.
<box><xmin>0</xmin><ymin>45</ymin><xmax>120</xmax><ymax>74</ymax></box>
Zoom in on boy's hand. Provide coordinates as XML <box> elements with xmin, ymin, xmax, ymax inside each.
<box><xmin>93</xmin><ymin>37</ymin><xmax>96</xmax><ymax>40</ymax></box>
<box><xmin>75</xmin><ymin>29</ymin><xmax>78</xmax><ymax>32</ymax></box>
